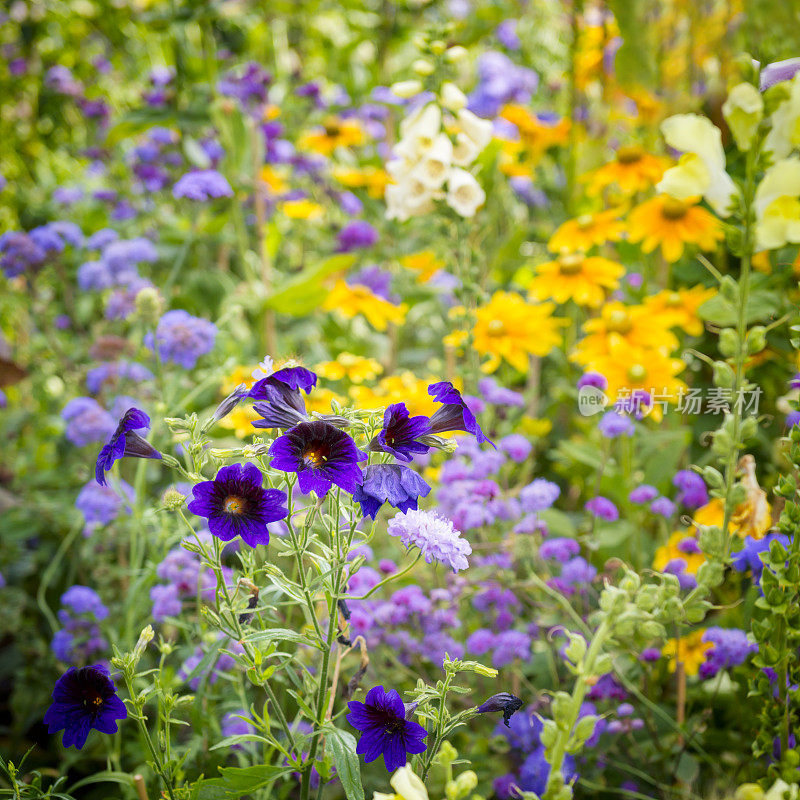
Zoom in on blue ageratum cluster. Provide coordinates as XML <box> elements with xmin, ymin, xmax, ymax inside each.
<box><xmin>51</xmin><ymin>586</ymin><xmax>109</xmax><ymax>665</ymax></box>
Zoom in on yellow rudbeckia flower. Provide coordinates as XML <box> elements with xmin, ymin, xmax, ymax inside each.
<box><xmin>472</xmin><ymin>292</ymin><xmax>566</xmax><ymax>373</ymax></box>
<box><xmin>528</xmin><ymin>253</ymin><xmax>625</xmax><ymax>308</ymax></box>
<box><xmin>547</xmin><ymin>208</ymin><xmax>625</xmax><ymax>253</ymax></box>
<box><xmin>323</xmin><ymin>281</ymin><xmax>408</xmax><ymax>331</ymax></box>
<box><xmin>662</xmin><ymin>630</ymin><xmax>711</xmax><ymax>676</ymax></box>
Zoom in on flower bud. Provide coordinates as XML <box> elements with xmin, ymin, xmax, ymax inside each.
<box><xmin>747</xmin><ymin>326</ymin><xmax>767</xmax><ymax>354</ymax></box>
<box><xmin>719</xmin><ymin>328</ymin><xmax>739</xmax><ymax>357</ymax></box>
<box><xmin>412</xmin><ymin>59</ymin><xmax>435</xmax><ymax>77</ymax></box>
<box><xmin>445</xmin><ymin>46</ymin><xmax>468</xmax><ymax>62</ymax></box>
<box><xmin>132</xmin><ymin>625</ymin><xmax>154</xmax><ymax>666</ymax></box>
<box><xmin>391</xmin><ymin>80</ymin><xmax>423</xmax><ymax>99</ymax></box>
<box><xmin>440</xmin><ymin>82</ymin><xmax>467</xmax><ymax>111</ymax></box>
<box><xmin>161</xmin><ymin>486</ymin><xmax>186</xmax><ymax>510</ymax></box>
<box><xmin>722</xmin><ymin>82</ymin><xmax>764</xmax><ymax>151</ymax></box>
<box><xmin>135</xmin><ymin>286</ymin><xmax>165</xmax><ymax>324</ymax></box>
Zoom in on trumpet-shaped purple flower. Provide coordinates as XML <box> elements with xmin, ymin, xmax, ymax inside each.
<box><xmin>477</xmin><ymin>692</ymin><xmax>524</xmax><ymax>726</ymax></box>
<box><xmin>346</xmin><ymin>685</ymin><xmax>428</xmax><ymax>772</ymax></box>
<box><xmin>352</xmin><ymin>464</ymin><xmax>431</xmax><ymax>519</ymax></box>
<box><xmin>370</xmin><ymin>403</ymin><xmax>431</xmax><ymax>461</ymax></box>
<box><xmin>95</xmin><ymin>408</ymin><xmax>162</xmax><ymax>486</ymax></box>
<box><xmin>269</xmin><ymin>421</ymin><xmax>367</xmax><ymax>495</ymax></box>
<box><xmin>251</xmin><ymin>367</ymin><xmax>317</xmax><ymax>429</ymax></box>
<box><xmin>187</xmin><ymin>462</ymin><xmax>287</xmax><ymax>547</ymax></box>
<box><xmin>427</xmin><ymin>381</ymin><xmax>493</xmax><ymax>445</ymax></box>
<box><xmin>43</xmin><ymin>665</ymin><xmax>127</xmax><ymax>749</ymax></box>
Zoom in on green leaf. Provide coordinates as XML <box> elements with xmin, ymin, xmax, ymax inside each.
<box><xmin>263</xmin><ymin>254</ymin><xmax>356</xmax><ymax>316</ymax></box>
<box><xmin>699</xmin><ymin>282</ymin><xmax>782</xmax><ymax>325</ymax></box>
<box><xmin>193</xmin><ymin>765</ymin><xmax>291</xmax><ymax>799</ymax></box>
<box><xmin>66</xmin><ymin>771</ymin><xmax>135</xmax><ymax>794</ymax></box>
<box><xmin>325</xmin><ymin>727</ymin><xmax>364</xmax><ymax>800</ymax></box>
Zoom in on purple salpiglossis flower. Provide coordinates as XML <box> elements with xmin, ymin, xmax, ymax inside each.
<box><xmin>187</xmin><ymin>462</ymin><xmax>287</xmax><ymax>547</ymax></box>
<box><xmin>250</xmin><ymin>367</ymin><xmax>318</xmax><ymax>429</ymax></box>
<box><xmin>352</xmin><ymin>464</ymin><xmax>431</xmax><ymax>519</ymax></box>
<box><xmin>95</xmin><ymin>408</ymin><xmax>161</xmax><ymax>486</ymax></box>
<box><xmin>269</xmin><ymin>420</ymin><xmax>367</xmax><ymax>496</ymax></box>
<box><xmin>427</xmin><ymin>381</ymin><xmax>494</xmax><ymax>446</ymax></box>
<box><xmin>43</xmin><ymin>664</ymin><xmax>127</xmax><ymax>749</ymax></box>
<box><xmin>346</xmin><ymin>685</ymin><xmax>428</xmax><ymax>772</ymax></box>
<box><xmin>370</xmin><ymin>403</ymin><xmax>431</xmax><ymax>462</ymax></box>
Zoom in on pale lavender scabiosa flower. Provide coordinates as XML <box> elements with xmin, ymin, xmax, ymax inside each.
<box><xmin>519</xmin><ymin>479</ymin><xmax>560</xmax><ymax>513</ymax></box>
<box><xmin>75</xmin><ymin>479</ymin><xmax>134</xmax><ymax>536</ymax></box>
<box><xmin>149</xmin><ymin>310</ymin><xmax>216</xmax><ymax>368</ymax></box>
<box><xmin>62</xmin><ymin>397</ymin><xmax>116</xmax><ymax>447</ymax></box>
<box><xmin>387</xmin><ymin>509</ymin><xmax>471</xmax><ymax>572</ymax></box>
<box><xmin>173</xmin><ymin>169</ymin><xmax>233</xmax><ymax>201</ymax></box>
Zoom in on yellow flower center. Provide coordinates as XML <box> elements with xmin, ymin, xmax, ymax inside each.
<box><xmin>606</xmin><ymin>310</ymin><xmax>632</xmax><ymax>334</ymax></box>
<box><xmin>665</xmin><ymin>291</ymin><xmax>682</xmax><ymax>307</ymax></box>
<box><xmin>576</xmin><ymin>214</ymin><xmax>594</xmax><ymax>230</ymax></box>
<box><xmin>223</xmin><ymin>496</ymin><xmax>246</xmax><ymax>515</ymax></box>
<box><xmin>487</xmin><ymin>319</ymin><xmax>506</xmax><ymax>336</ymax></box>
<box><xmin>661</xmin><ymin>197</ymin><xmax>689</xmax><ymax>220</ymax></box>
<box><xmin>558</xmin><ymin>253</ymin><xmax>585</xmax><ymax>275</ymax></box>
<box><xmin>627</xmin><ymin>364</ymin><xmax>647</xmax><ymax>382</ymax></box>
<box><xmin>616</xmin><ymin>145</ymin><xmax>643</xmax><ymax>165</ymax></box>
<box><xmin>303</xmin><ymin>449</ymin><xmax>327</xmax><ymax>468</ymax></box>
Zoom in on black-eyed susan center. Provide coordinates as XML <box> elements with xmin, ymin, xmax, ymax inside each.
<box><xmin>661</xmin><ymin>197</ymin><xmax>689</xmax><ymax>220</ymax></box>
<box><xmin>487</xmin><ymin>319</ymin><xmax>506</xmax><ymax>337</ymax></box>
<box><xmin>616</xmin><ymin>145</ymin><xmax>643</xmax><ymax>165</ymax></box>
<box><xmin>607</xmin><ymin>309</ymin><xmax>632</xmax><ymax>334</ymax></box>
<box><xmin>558</xmin><ymin>253</ymin><xmax>585</xmax><ymax>275</ymax></box>
<box><xmin>223</xmin><ymin>495</ymin><xmax>246</xmax><ymax>515</ymax></box>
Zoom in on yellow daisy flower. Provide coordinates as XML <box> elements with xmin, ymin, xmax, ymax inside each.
<box><xmin>572</xmin><ymin>302</ymin><xmax>679</xmax><ymax>366</ymax></box>
<box><xmin>499</xmin><ymin>105</ymin><xmax>570</xmax><ymax>166</ymax></box>
<box><xmin>305</xmin><ymin>386</ymin><xmax>348</xmax><ymax>415</ymax></box>
<box><xmin>627</xmin><ymin>196</ymin><xmax>724</xmax><ymax>263</ymax></box>
<box><xmin>332</xmin><ymin>165</ymin><xmax>390</xmax><ymax>198</ymax></box>
<box><xmin>348</xmin><ymin>372</ymin><xmax>443</xmax><ymax>416</ymax></box>
<box><xmin>662</xmin><ymin>630</ymin><xmax>711</xmax><ymax>676</ymax></box>
<box><xmin>589</xmin><ymin>341</ymin><xmax>687</xmax><ymax>420</ymax></box>
<box><xmin>280</xmin><ymin>199</ymin><xmax>325</xmax><ymax>220</ymax></box>
<box><xmin>260</xmin><ymin>165</ymin><xmax>289</xmax><ymax>195</ymax></box>
<box><xmin>472</xmin><ymin>292</ymin><xmax>567</xmax><ymax>373</ymax></box>
<box><xmin>585</xmin><ymin>145</ymin><xmax>670</xmax><ymax>197</ymax></box>
<box><xmin>528</xmin><ymin>253</ymin><xmax>625</xmax><ymax>308</ymax></box>
<box><xmin>400</xmin><ymin>250</ymin><xmax>445</xmax><ymax>283</ymax></box>
<box><xmin>548</xmin><ymin>209</ymin><xmax>625</xmax><ymax>253</ymax></box>
<box><xmin>297</xmin><ymin>116</ymin><xmax>365</xmax><ymax>155</ymax></box>
<box><xmin>315</xmin><ymin>353</ymin><xmax>384</xmax><ymax>384</ymax></box>
<box><xmin>323</xmin><ymin>281</ymin><xmax>407</xmax><ymax>331</ymax></box>
<box><xmin>641</xmin><ymin>286</ymin><xmax>715</xmax><ymax>337</ymax></box>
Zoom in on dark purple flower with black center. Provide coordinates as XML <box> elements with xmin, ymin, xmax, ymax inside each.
<box><xmin>352</xmin><ymin>464</ymin><xmax>431</xmax><ymax>519</ymax></box>
<box><xmin>427</xmin><ymin>381</ymin><xmax>494</xmax><ymax>446</ymax></box>
<box><xmin>95</xmin><ymin>408</ymin><xmax>162</xmax><ymax>486</ymax></box>
<box><xmin>346</xmin><ymin>685</ymin><xmax>428</xmax><ymax>772</ymax></box>
<box><xmin>477</xmin><ymin>692</ymin><xmax>524</xmax><ymax>727</ymax></box>
<box><xmin>251</xmin><ymin>367</ymin><xmax>318</xmax><ymax>429</ymax></box>
<box><xmin>187</xmin><ymin>462</ymin><xmax>287</xmax><ymax>547</ymax></box>
<box><xmin>370</xmin><ymin>403</ymin><xmax>431</xmax><ymax>461</ymax></box>
<box><xmin>43</xmin><ymin>664</ymin><xmax>127</xmax><ymax>749</ymax></box>
<box><xmin>269</xmin><ymin>421</ymin><xmax>367</xmax><ymax>496</ymax></box>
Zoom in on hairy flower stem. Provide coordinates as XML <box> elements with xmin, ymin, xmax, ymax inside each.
<box><xmin>718</xmin><ymin>144</ymin><xmax>758</xmax><ymax>561</ymax></box>
<box><xmin>420</xmin><ymin>670</ymin><xmax>455</xmax><ymax>781</ymax></box>
<box><xmin>121</xmin><ymin>671</ymin><xmax>177</xmax><ymax>800</ymax></box>
<box><xmin>544</xmin><ymin>618</ymin><xmax>611</xmax><ymax>798</ymax></box>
